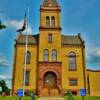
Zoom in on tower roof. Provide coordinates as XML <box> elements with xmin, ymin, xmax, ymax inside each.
<box><xmin>42</xmin><ymin>0</ymin><xmax>59</xmax><ymax>7</ymax></box>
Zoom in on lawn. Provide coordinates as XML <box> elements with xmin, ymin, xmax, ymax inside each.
<box><xmin>64</xmin><ymin>96</ymin><xmax>100</xmax><ymax>100</ymax></box>
<box><xmin>0</xmin><ymin>96</ymin><xmax>100</xmax><ymax>100</ymax></box>
<box><xmin>0</xmin><ymin>96</ymin><xmax>38</xmax><ymax>100</ymax></box>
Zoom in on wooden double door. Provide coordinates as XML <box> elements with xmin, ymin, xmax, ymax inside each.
<box><xmin>43</xmin><ymin>72</ymin><xmax>58</xmax><ymax>96</ymax></box>
<box><xmin>44</xmin><ymin>72</ymin><xmax>57</xmax><ymax>89</ymax></box>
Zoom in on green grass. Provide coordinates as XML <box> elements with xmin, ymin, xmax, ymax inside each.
<box><xmin>0</xmin><ymin>96</ymin><xmax>100</xmax><ymax>100</ymax></box>
<box><xmin>64</xmin><ymin>96</ymin><xmax>100</xmax><ymax>100</ymax></box>
<box><xmin>0</xmin><ymin>96</ymin><xmax>38</xmax><ymax>100</ymax></box>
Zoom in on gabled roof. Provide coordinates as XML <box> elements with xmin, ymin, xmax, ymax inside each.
<box><xmin>61</xmin><ymin>34</ymin><xmax>84</xmax><ymax>45</ymax></box>
<box><xmin>15</xmin><ymin>33</ymin><xmax>84</xmax><ymax>46</ymax></box>
<box><xmin>15</xmin><ymin>33</ymin><xmax>39</xmax><ymax>44</ymax></box>
<box><xmin>87</xmin><ymin>69</ymin><xmax>100</xmax><ymax>72</ymax></box>
<box><xmin>42</xmin><ymin>0</ymin><xmax>58</xmax><ymax>7</ymax></box>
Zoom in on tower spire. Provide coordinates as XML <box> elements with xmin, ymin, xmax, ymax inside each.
<box><xmin>42</xmin><ymin>0</ymin><xmax>59</xmax><ymax>7</ymax></box>
<box><xmin>48</xmin><ymin>0</ymin><xmax>51</xmax><ymax>4</ymax></box>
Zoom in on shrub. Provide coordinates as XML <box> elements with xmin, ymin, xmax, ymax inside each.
<box><xmin>64</xmin><ymin>91</ymin><xmax>74</xmax><ymax>100</ymax></box>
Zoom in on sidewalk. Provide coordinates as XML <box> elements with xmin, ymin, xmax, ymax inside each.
<box><xmin>38</xmin><ymin>96</ymin><xmax>64</xmax><ymax>100</ymax></box>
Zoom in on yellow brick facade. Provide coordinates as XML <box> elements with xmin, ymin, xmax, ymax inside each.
<box><xmin>12</xmin><ymin>45</ymin><xmax>38</xmax><ymax>93</ymax></box>
<box><xmin>39</xmin><ymin>31</ymin><xmax>61</xmax><ymax>62</ymax></box>
<box><xmin>12</xmin><ymin>0</ymin><xmax>100</xmax><ymax>96</ymax></box>
<box><xmin>87</xmin><ymin>70</ymin><xmax>100</xmax><ymax>96</ymax></box>
<box><xmin>61</xmin><ymin>46</ymin><xmax>86</xmax><ymax>95</ymax></box>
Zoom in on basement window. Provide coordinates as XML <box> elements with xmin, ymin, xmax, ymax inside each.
<box><xmin>69</xmin><ymin>79</ymin><xmax>78</xmax><ymax>86</ymax></box>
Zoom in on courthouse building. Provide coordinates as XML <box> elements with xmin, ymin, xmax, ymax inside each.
<box><xmin>11</xmin><ymin>0</ymin><xmax>100</xmax><ymax>96</ymax></box>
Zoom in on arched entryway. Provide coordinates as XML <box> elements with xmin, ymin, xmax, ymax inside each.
<box><xmin>42</xmin><ymin>71</ymin><xmax>59</xmax><ymax>96</ymax></box>
<box><xmin>38</xmin><ymin>62</ymin><xmax>62</xmax><ymax>96</ymax></box>
<box><xmin>44</xmin><ymin>72</ymin><xmax>57</xmax><ymax>89</ymax></box>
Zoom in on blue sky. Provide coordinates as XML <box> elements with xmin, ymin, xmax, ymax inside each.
<box><xmin>0</xmin><ymin>0</ymin><xmax>100</xmax><ymax>88</ymax></box>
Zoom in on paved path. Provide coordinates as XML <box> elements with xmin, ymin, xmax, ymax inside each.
<box><xmin>38</xmin><ymin>97</ymin><xmax>64</xmax><ymax>100</ymax></box>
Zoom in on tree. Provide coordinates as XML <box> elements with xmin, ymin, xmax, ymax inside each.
<box><xmin>0</xmin><ymin>80</ymin><xmax>10</xmax><ymax>95</ymax></box>
<box><xmin>0</xmin><ymin>20</ymin><xmax>6</xmax><ymax>30</ymax></box>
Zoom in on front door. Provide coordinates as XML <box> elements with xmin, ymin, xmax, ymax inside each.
<box><xmin>44</xmin><ymin>72</ymin><xmax>57</xmax><ymax>89</ymax></box>
<box><xmin>44</xmin><ymin>72</ymin><xmax>57</xmax><ymax>95</ymax></box>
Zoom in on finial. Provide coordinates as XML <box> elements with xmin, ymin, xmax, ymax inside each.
<box><xmin>48</xmin><ymin>0</ymin><xmax>52</xmax><ymax>6</ymax></box>
<box><xmin>48</xmin><ymin>0</ymin><xmax>51</xmax><ymax>4</ymax></box>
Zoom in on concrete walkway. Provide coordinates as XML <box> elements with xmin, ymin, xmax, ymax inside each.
<box><xmin>38</xmin><ymin>96</ymin><xmax>64</xmax><ymax>100</ymax></box>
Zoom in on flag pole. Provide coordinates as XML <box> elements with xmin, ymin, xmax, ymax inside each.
<box><xmin>23</xmin><ymin>7</ymin><xmax>29</xmax><ymax>96</ymax></box>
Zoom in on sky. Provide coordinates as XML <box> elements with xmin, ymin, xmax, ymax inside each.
<box><xmin>0</xmin><ymin>0</ymin><xmax>100</xmax><ymax>88</ymax></box>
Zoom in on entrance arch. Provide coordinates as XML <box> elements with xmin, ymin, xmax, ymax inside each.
<box><xmin>38</xmin><ymin>62</ymin><xmax>62</xmax><ymax>96</ymax></box>
<box><xmin>44</xmin><ymin>72</ymin><xmax>57</xmax><ymax>89</ymax></box>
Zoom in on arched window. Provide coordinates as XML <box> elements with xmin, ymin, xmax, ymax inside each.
<box><xmin>44</xmin><ymin>49</ymin><xmax>49</xmax><ymax>61</ymax></box>
<box><xmin>46</xmin><ymin>16</ymin><xmax>50</xmax><ymax>27</ymax></box>
<box><xmin>52</xmin><ymin>49</ymin><xmax>57</xmax><ymax>62</ymax></box>
<box><xmin>26</xmin><ymin>51</ymin><xmax>31</xmax><ymax>64</ymax></box>
<box><xmin>69</xmin><ymin>52</ymin><xmax>76</xmax><ymax>70</ymax></box>
<box><xmin>51</xmin><ymin>16</ymin><xmax>55</xmax><ymax>27</ymax></box>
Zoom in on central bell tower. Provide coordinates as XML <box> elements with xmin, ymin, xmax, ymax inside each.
<box><xmin>39</xmin><ymin>0</ymin><xmax>61</xmax><ymax>31</ymax></box>
<box><xmin>39</xmin><ymin>0</ymin><xmax>62</xmax><ymax>62</ymax></box>
<box><xmin>38</xmin><ymin>0</ymin><xmax>62</xmax><ymax>96</ymax></box>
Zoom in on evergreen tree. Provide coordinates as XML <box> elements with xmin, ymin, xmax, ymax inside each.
<box><xmin>0</xmin><ymin>20</ymin><xmax>6</xmax><ymax>30</ymax></box>
<box><xmin>0</xmin><ymin>80</ymin><xmax>10</xmax><ymax>95</ymax></box>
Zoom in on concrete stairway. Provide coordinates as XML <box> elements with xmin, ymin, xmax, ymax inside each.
<box><xmin>38</xmin><ymin>97</ymin><xmax>64</xmax><ymax>100</ymax></box>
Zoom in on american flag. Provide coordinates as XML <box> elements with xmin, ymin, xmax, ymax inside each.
<box><xmin>16</xmin><ymin>12</ymin><xmax>27</xmax><ymax>32</ymax></box>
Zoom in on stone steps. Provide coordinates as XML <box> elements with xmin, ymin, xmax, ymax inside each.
<box><xmin>38</xmin><ymin>97</ymin><xmax>64</xmax><ymax>100</ymax></box>
<box><xmin>40</xmin><ymin>88</ymin><xmax>59</xmax><ymax>96</ymax></box>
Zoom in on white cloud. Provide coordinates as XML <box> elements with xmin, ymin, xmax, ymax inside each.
<box><xmin>0</xmin><ymin>74</ymin><xmax>12</xmax><ymax>81</ymax></box>
<box><xmin>86</xmin><ymin>47</ymin><xmax>100</xmax><ymax>68</ymax></box>
<box><xmin>0</xmin><ymin>53</ymin><xmax>11</xmax><ymax>67</ymax></box>
<box><xmin>6</xmin><ymin>20</ymin><xmax>33</xmax><ymax>34</ymax></box>
<box><xmin>93</xmin><ymin>48</ymin><xmax>100</xmax><ymax>56</ymax></box>
<box><xmin>0</xmin><ymin>74</ymin><xmax>12</xmax><ymax>88</ymax></box>
<box><xmin>86</xmin><ymin>47</ymin><xmax>100</xmax><ymax>59</ymax></box>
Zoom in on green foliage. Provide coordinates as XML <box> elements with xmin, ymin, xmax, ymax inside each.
<box><xmin>0</xmin><ymin>80</ymin><xmax>10</xmax><ymax>95</ymax></box>
<box><xmin>64</xmin><ymin>91</ymin><xmax>74</xmax><ymax>100</ymax></box>
<box><xmin>0</xmin><ymin>20</ymin><xmax>6</xmax><ymax>30</ymax></box>
<box><xmin>0</xmin><ymin>24</ymin><xmax>6</xmax><ymax>29</ymax></box>
<box><xmin>35</xmin><ymin>95</ymin><xmax>38</xmax><ymax>100</ymax></box>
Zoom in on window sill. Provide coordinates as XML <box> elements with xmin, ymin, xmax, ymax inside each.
<box><xmin>48</xmin><ymin>42</ymin><xmax>52</xmax><ymax>43</ymax></box>
<box><xmin>25</xmin><ymin>84</ymin><xmax>30</xmax><ymax>86</ymax></box>
<box><xmin>69</xmin><ymin>69</ymin><xmax>77</xmax><ymax>71</ymax></box>
<box><xmin>69</xmin><ymin>84</ymin><xmax>78</xmax><ymax>86</ymax></box>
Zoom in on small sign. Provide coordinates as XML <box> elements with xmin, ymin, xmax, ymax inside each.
<box><xmin>0</xmin><ymin>86</ymin><xmax>2</xmax><ymax>92</ymax></box>
<box><xmin>17</xmin><ymin>89</ymin><xmax>23</xmax><ymax>96</ymax></box>
<box><xmin>80</xmin><ymin>89</ymin><xmax>86</xmax><ymax>96</ymax></box>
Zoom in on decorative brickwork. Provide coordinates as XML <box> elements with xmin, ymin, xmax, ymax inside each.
<box><xmin>38</xmin><ymin>62</ymin><xmax>62</xmax><ymax>96</ymax></box>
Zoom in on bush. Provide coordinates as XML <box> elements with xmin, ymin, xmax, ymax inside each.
<box><xmin>64</xmin><ymin>91</ymin><xmax>74</xmax><ymax>100</ymax></box>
